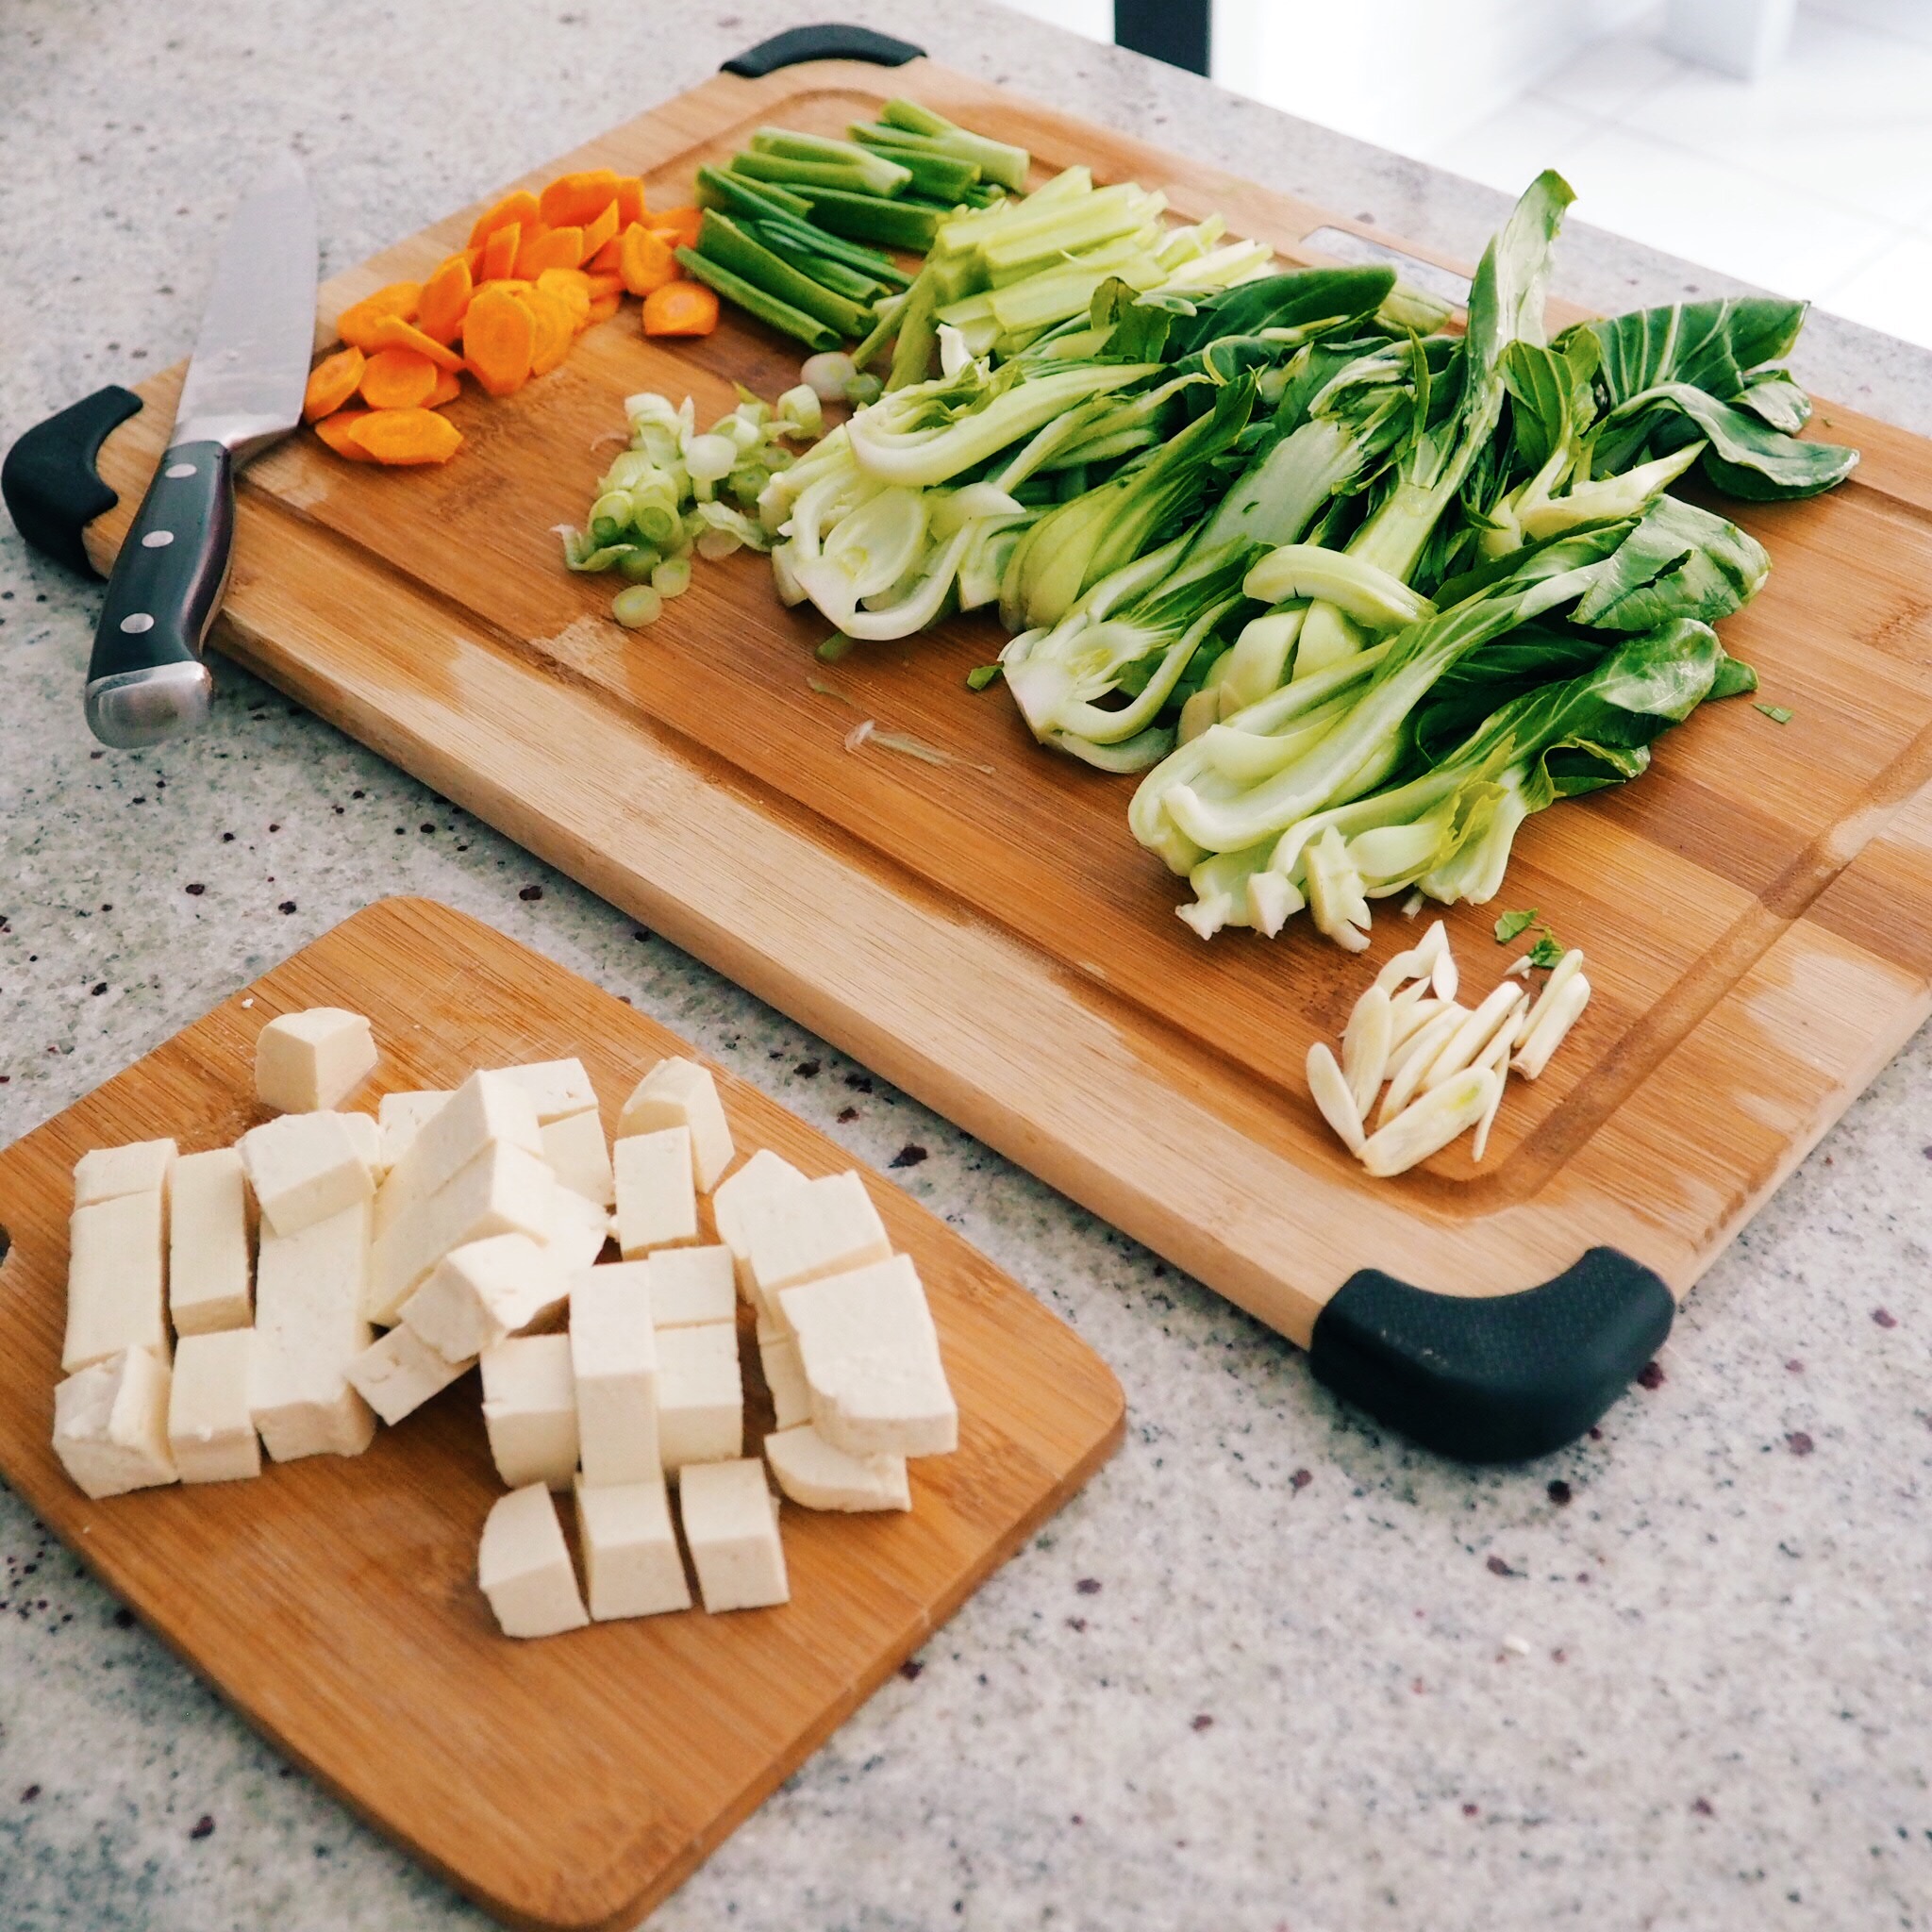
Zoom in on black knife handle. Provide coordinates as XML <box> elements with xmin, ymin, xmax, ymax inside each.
<box><xmin>85</xmin><ymin>439</ymin><xmax>229</xmax><ymax>748</ymax></box>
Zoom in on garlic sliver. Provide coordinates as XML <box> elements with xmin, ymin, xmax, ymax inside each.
<box><xmin>1372</xmin><ymin>919</ymin><xmax>1447</xmax><ymax>996</ymax></box>
<box><xmin>1377</xmin><ymin>1005</ymin><xmax>1467</xmax><ymax>1125</ymax></box>
<box><xmin>1361</xmin><ymin>1066</ymin><xmax>1496</xmax><ymax>1177</ymax></box>
<box><xmin>1512</xmin><ymin>973</ymin><xmax>1591</xmax><ymax>1079</ymax></box>
<box><xmin>1341</xmin><ymin>984</ymin><xmax>1393</xmax><ymax>1117</ymax></box>
<box><xmin>1307</xmin><ymin>1041</ymin><xmax>1366</xmax><ymax>1156</ymax></box>
<box><xmin>1424</xmin><ymin>982</ymin><xmax>1526</xmax><ymax>1091</ymax></box>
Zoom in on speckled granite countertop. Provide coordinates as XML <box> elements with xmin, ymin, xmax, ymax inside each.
<box><xmin>4</xmin><ymin>5</ymin><xmax>1930</xmax><ymax>1928</ymax></box>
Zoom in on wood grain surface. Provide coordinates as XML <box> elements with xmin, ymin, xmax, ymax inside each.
<box><xmin>0</xmin><ymin>898</ymin><xmax>1124</xmax><ymax>1932</ymax></box>
<box><xmin>77</xmin><ymin>58</ymin><xmax>1932</xmax><ymax>1349</ymax></box>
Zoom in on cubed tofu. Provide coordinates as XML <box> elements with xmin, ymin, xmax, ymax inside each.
<box><xmin>647</xmin><ymin>1245</ymin><xmax>735</xmax><ymax>1330</ymax></box>
<box><xmin>256</xmin><ymin>1007</ymin><xmax>377</xmax><ymax>1114</ymax></box>
<box><xmin>52</xmin><ymin>1347</ymin><xmax>177</xmax><ymax>1499</ymax></box>
<box><xmin>375</xmin><ymin>1071</ymin><xmax>543</xmax><ymax>1238</ymax></box>
<box><xmin>63</xmin><ymin>1189</ymin><xmax>167</xmax><ymax>1373</ymax></box>
<box><xmin>758</xmin><ymin>1334</ymin><xmax>814</xmax><ymax>1431</ymax></box>
<box><xmin>250</xmin><ymin>1199</ymin><xmax>376</xmax><ymax>1461</ymax></box>
<box><xmin>743</xmin><ymin>1171</ymin><xmax>891</xmax><ymax>1325</ymax></box>
<box><xmin>711</xmin><ymin>1147</ymin><xmax>808</xmax><ymax>1300</ymax></box>
<box><xmin>345</xmin><ymin>1322</ymin><xmax>473</xmax><ymax>1426</ymax></box>
<box><xmin>377</xmin><ymin>1090</ymin><xmax>451</xmax><ymax>1172</ymax></box>
<box><xmin>340</xmin><ymin>1110</ymin><xmax>384</xmax><ymax>1182</ymax></box>
<box><xmin>764</xmin><ymin>1422</ymin><xmax>908</xmax><ymax>1512</ymax></box>
<box><xmin>399</xmin><ymin>1232</ymin><xmax>566</xmax><ymax>1363</ymax></box>
<box><xmin>489</xmin><ymin>1058</ymin><xmax>598</xmax><ymax>1125</ymax></box>
<box><xmin>612</xmin><ymin>1126</ymin><xmax>697</xmax><ymax>1257</ymax></box>
<box><xmin>545</xmin><ymin>1186</ymin><xmax>611</xmax><ymax>1274</ymax></box>
<box><xmin>778</xmin><ymin>1253</ymin><xmax>958</xmax><ymax>1458</ymax></box>
<box><xmin>237</xmin><ymin>1110</ymin><xmax>375</xmax><ymax>1240</ymax></box>
<box><xmin>478</xmin><ymin>1484</ymin><xmax>588</xmax><ymax>1639</ymax></box>
<box><xmin>541</xmin><ymin>1109</ymin><xmax>613</xmax><ymax>1209</ymax></box>
<box><xmin>616</xmin><ymin>1058</ymin><xmax>735</xmax><ymax>1191</ymax></box>
<box><xmin>480</xmin><ymin>1333</ymin><xmax>579</xmax><ymax>1490</ymax></box>
<box><xmin>168</xmin><ymin>1147</ymin><xmax>255</xmax><ymax>1336</ymax></box>
<box><xmin>74</xmin><ymin>1137</ymin><xmax>177</xmax><ymax>1208</ymax></box>
<box><xmin>574</xmin><ymin>1476</ymin><xmax>691</xmax><ymax>1620</ymax></box>
<box><xmin>366</xmin><ymin>1140</ymin><xmax>556</xmax><ymax>1326</ymax></box>
<box><xmin>166</xmin><ymin>1329</ymin><xmax>262</xmax><ymax>1484</ymax></box>
<box><xmin>571</xmin><ymin>1269</ymin><xmax>658</xmax><ymax>1487</ymax></box>
<box><xmin>678</xmin><ymin>1458</ymin><xmax>788</xmax><ymax>1612</ymax></box>
<box><xmin>657</xmin><ymin>1322</ymin><xmax>742</xmax><ymax>1475</ymax></box>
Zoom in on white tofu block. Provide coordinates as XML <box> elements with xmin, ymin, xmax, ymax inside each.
<box><xmin>574</xmin><ymin>1476</ymin><xmax>690</xmax><ymax>1620</ymax></box>
<box><xmin>617</xmin><ymin>1058</ymin><xmax>735</xmax><ymax>1191</ymax></box>
<box><xmin>712</xmin><ymin>1148</ymin><xmax>810</xmax><ymax>1301</ymax></box>
<box><xmin>490</xmin><ymin>1058</ymin><xmax>598</xmax><ymax>1125</ymax></box>
<box><xmin>63</xmin><ymin>1190</ymin><xmax>167</xmax><ymax>1373</ymax></box>
<box><xmin>250</xmin><ymin>1199</ymin><xmax>376</xmax><ymax>1461</ymax></box>
<box><xmin>400</xmin><ymin>1232</ymin><xmax>566</xmax><ymax>1363</ymax></box>
<box><xmin>779</xmin><ymin>1254</ymin><xmax>958</xmax><ymax>1458</ymax></box>
<box><xmin>74</xmin><ymin>1138</ymin><xmax>177</xmax><ymax>1208</ymax></box>
<box><xmin>478</xmin><ymin>1483</ymin><xmax>588</xmax><ymax>1639</ymax></box>
<box><xmin>765</xmin><ymin>1422</ymin><xmax>908</xmax><ymax>1512</ymax></box>
<box><xmin>375</xmin><ymin>1071</ymin><xmax>543</xmax><ymax>1238</ymax></box>
<box><xmin>545</xmin><ymin>1186</ymin><xmax>611</xmax><ymax>1274</ymax></box>
<box><xmin>480</xmin><ymin>1334</ymin><xmax>579</xmax><ymax>1490</ymax></box>
<box><xmin>758</xmin><ymin>1334</ymin><xmax>814</xmax><ymax>1431</ymax></box>
<box><xmin>238</xmin><ymin>1110</ymin><xmax>375</xmax><ymax>1239</ymax></box>
<box><xmin>256</xmin><ymin>1007</ymin><xmax>377</xmax><ymax>1113</ymax></box>
<box><xmin>743</xmin><ymin>1171</ymin><xmax>891</xmax><ymax>1324</ymax></box>
<box><xmin>657</xmin><ymin>1323</ymin><xmax>742</xmax><ymax>1475</ymax></box>
<box><xmin>52</xmin><ymin>1348</ymin><xmax>177</xmax><ymax>1499</ymax></box>
<box><xmin>167</xmin><ymin>1329</ymin><xmax>261</xmax><ymax>1484</ymax></box>
<box><xmin>648</xmin><ymin>1245</ymin><xmax>736</xmax><ymax>1330</ymax></box>
<box><xmin>571</xmin><ymin>1270</ymin><xmax>659</xmax><ymax>1486</ymax></box>
<box><xmin>367</xmin><ymin>1141</ymin><xmax>556</xmax><ymax>1326</ymax></box>
<box><xmin>377</xmin><ymin>1090</ymin><xmax>451</xmax><ymax>1171</ymax></box>
<box><xmin>612</xmin><ymin>1127</ymin><xmax>697</xmax><ymax>1257</ymax></box>
<box><xmin>346</xmin><ymin>1323</ymin><xmax>473</xmax><ymax>1426</ymax></box>
<box><xmin>168</xmin><ymin>1147</ymin><xmax>255</xmax><ymax>1337</ymax></box>
<box><xmin>541</xmin><ymin>1109</ymin><xmax>613</xmax><ymax>1209</ymax></box>
<box><xmin>678</xmin><ymin>1458</ymin><xmax>788</xmax><ymax>1612</ymax></box>
<box><xmin>340</xmin><ymin>1110</ymin><xmax>384</xmax><ymax>1181</ymax></box>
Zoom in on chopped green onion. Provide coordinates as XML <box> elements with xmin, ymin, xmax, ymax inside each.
<box><xmin>672</xmin><ymin>246</ymin><xmax>841</xmax><ymax>352</ymax></box>
<box><xmin>651</xmin><ymin>557</ymin><xmax>691</xmax><ymax>599</ymax></box>
<box><xmin>817</xmin><ymin>632</ymin><xmax>857</xmax><ymax>661</ymax></box>
<box><xmin>693</xmin><ymin>210</ymin><xmax>875</xmax><ymax>339</ymax></box>
<box><xmin>693</xmin><ymin>163</ymin><xmax>811</xmax><ymax>222</ymax></box>
<box><xmin>791</xmin><ymin>186</ymin><xmax>942</xmax><ymax>252</ymax></box>
<box><xmin>612</xmin><ymin>584</ymin><xmax>663</xmax><ymax>628</ymax></box>
<box><xmin>966</xmin><ymin>663</ymin><xmax>1004</xmax><ymax>691</ymax></box>
<box><xmin>1755</xmin><ymin>702</ymin><xmax>1793</xmax><ymax>724</ymax></box>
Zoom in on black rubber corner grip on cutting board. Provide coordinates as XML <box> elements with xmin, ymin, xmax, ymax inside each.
<box><xmin>1308</xmin><ymin>1247</ymin><xmax>1674</xmax><ymax>1461</ymax></box>
<box><xmin>722</xmin><ymin>24</ymin><xmax>924</xmax><ymax>77</ymax></box>
<box><xmin>2</xmin><ymin>386</ymin><xmax>144</xmax><ymax>577</ymax></box>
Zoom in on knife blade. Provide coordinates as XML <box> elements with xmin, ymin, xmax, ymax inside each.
<box><xmin>87</xmin><ymin>157</ymin><xmax>316</xmax><ymax>749</ymax></box>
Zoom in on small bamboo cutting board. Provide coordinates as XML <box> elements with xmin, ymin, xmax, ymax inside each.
<box><xmin>0</xmin><ymin>898</ymin><xmax>1124</xmax><ymax>1932</ymax></box>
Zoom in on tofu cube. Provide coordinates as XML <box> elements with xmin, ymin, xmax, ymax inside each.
<box><xmin>545</xmin><ymin>1186</ymin><xmax>611</xmax><ymax>1274</ymax></box>
<box><xmin>345</xmin><ymin>1323</ymin><xmax>473</xmax><ymax>1426</ymax></box>
<box><xmin>256</xmin><ymin>1007</ymin><xmax>377</xmax><ymax>1114</ymax></box>
<box><xmin>480</xmin><ymin>1333</ymin><xmax>579</xmax><ymax>1490</ymax></box>
<box><xmin>375</xmin><ymin>1070</ymin><xmax>543</xmax><ymax>1237</ymax></box>
<box><xmin>616</xmin><ymin>1058</ymin><xmax>735</xmax><ymax>1191</ymax></box>
<box><xmin>340</xmin><ymin>1110</ymin><xmax>384</xmax><ymax>1182</ymax></box>
<box><xmin>571</xmin><ymin>1269</ymin><xmax>659</xmax><ymax>1487</ymax></box>
<box><xmin>656</xmin><ymin>1322</ymin><xmax>742</xmax><ymax>1475</ymax></box>
<box><xmin>489</xmin><ymin>1058</ymin><xmax>598</xmax><ymax>1125</ymax></box>
<box><xmin>743</xmin><ymin>1171</ymin><xmax>891</xmax><ymax>1325</ymax></box>
<box><xmin>377</xmin><ymin>1090</ymin><xmax>451</xmax><ymax>1172</ymax></box>
<box><xmin>764</xmin><ymin>1422</ymin><xmax>909</xmax><ymax>1512</ymax></box>
<box><xmin>52</xmin><ymin>1347</ymin><xmax>177</xmax><ymax>1499</ymax></box>
<box><xmin>238</xmin><ymin>1110</ymin><xmax>375</xmax><ymax>1240</ymax></box>
<box><xmin>612</xmin><ymin>1127</ymin><xmax>697</xmax><ymax>1257</ymax></box>
<box><xmin>647</xmin><ymin>1245</ymin><xmax>735</xmax><ymax>1330</ymax></box>
<box><xmin>74</xmin><ymin>1137</ymin><xmax>177</xmax><ymax>1208</ymax></box>
<box><xmin>758</xmin><ymin>1334</ymin><xmax>814</xmax><ymax>1431</ymax></box>
<box><xmin>541</xmin><ymin>1109</ymin><xmax>613</xmax><ymax>1209</ymax></box>
<box><xmin>779</xmin><ymin>1254</ymin><xmax>958</xmax><ymax>1458</ymax></box>
<box><xmin>250</xmin><ymin>1199</ymin><xmax>376</xmax><ymax>1461</ymax></box>
<box><xmin>678</xmin><ymin>1458</ymin><xmax>789</xmax><ymax>1613</ymax></box>
<box><xmin>63</xmin><ymin>1189</ymin><xmax>167</xmax><ymax>1373</ymax></box>
<box><xmin>166</xmin><ymin>1329</ymin><xmax>262</xmax><ymax>1484</ymax></box>
<box><xmin>478</xmin><ymin>1484</ymin><xmax>588</xmax><ymax>1639</ymax></box>
<box><xmin>574</xmin><ymin>1476</ymin><xmax>691</xmax><ymax>1620</ymax></box>
<box><xmin>168</xmin><ymin>1147</ymin><xmax>255</xmax><ymax>1336</ymax></box>
<box><xmin>711</xmin><ymin>1148</ymin><xmax>808</xmax><ymax>1300</ymax></box>
<box><xmin>399</xmin><ymin>1232</ymin><xmax>566</xmax><ymax>1363</ymax></box>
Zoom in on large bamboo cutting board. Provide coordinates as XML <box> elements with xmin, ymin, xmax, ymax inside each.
<box><xmin>0</xmin><ymin>897</ymin><xmax>1124</xmax><ymax>1932</ymax></box>
<box><xmin>51</xmin><ymin>42</ymin><xmax>1932</xmax><ymax>1453</ymax></box>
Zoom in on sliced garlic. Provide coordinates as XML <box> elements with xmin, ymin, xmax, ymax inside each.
<box><xmin>1373</xmin><ymin>918</ymin><xmax>1447</xmax><ymax>996</ymax></box>
<box><xmin>1522</xmin><ymin>945</ymin><xmax>1583</xmax><ymax>1031</ymax></box>
<box><xmin>1340</xmin><ymin>984</ymin><xmax>1393</xmax><ymax>1118</ymax></box>
<box><xmin>1307</xmin><ymin>1041</ymin><xmax>1366</xmax><ymax>1156</ymax></box>
<box><xmin>1512</xmin><ymin>972</ymin><xmax>1591</xmax><ymax>1079</ymax></box>
<box><xmin>1469</xmin><ymin>1014</ymin><xmax>1524</xmax><ymax>1163</ymax></box>
<box><xmin>1377</xmin><ymin>1004</ymin><xmax>1468</xmax><ymax>1124</ymax></box>
<box><xmin>1431</xmin><ymin>943</ymin><xmax>1459</xmax><ymax>1003</ymax></box>
<box><xmin>1401</xmin><ymin>890</ymin><xmax>1424</xmax><ymax>918</ymax></box>
<box><xmin>1423</xmin><ymin>981</ymin><xmax>1526</xmax><ymax>1091</ymax></box>
<box><xmin>1386</xmin><ymin>982</ymin><xmax>1442</xmax><ymax>1049</ymax></box>
<box><xmin>1360</xmin><ymin>1066</ymin><xmax>1498</xmax><ymax>1177</ymax></box>
<box><xmin>1503</xmin><ymin>954</ymin><xmax>1532</xmax><ymax>978</ymax></box>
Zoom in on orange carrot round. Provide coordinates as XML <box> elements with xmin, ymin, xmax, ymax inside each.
<box><xmin>649</xmin><ymin>207</ymin><xmax>701</xmax><ymax>250</ymax></box>
<box><xmin>517</xmin><ymin>225</ymin><xmax>583</xmax><ymax>279</ymax></box>
<box><xmin>314</xmin><ymin>408</ymin><xmax>376</xmax><ymax>461</ymax></box>
<box><xmin>478</xmin><ymin>223</ymin><xmax>521</xmax><ymax>284</ymax></box>
<box><xmin>540</xmin><ymin>170</ymin><xmax>621</xmax><ymax>231</ymax></box>
<box><xmin>583</xmin><ymin>269</ymin><xmax>625</xmax><ymax>303</ymax></box>
<box><xmin>368</xmin><ymin>315</ymin><xmax>466</xmax><ymax>373</ymax></box>
<box><xmin>344</xmin><ymin>408</ymin><xmax>464</xmax><ymax>466</ymax></box>
<box><xmin>359</xmin><ymin>347</ymin><xmax>439</xmax><ymax>409</ymax></box>
<box><xmin>523</xmin><ymin>290</ymin><xmax>575</xmax><ymax>376</ymax></box>
<box><xmin>577</xmin><ymin>199</ymin><xmax>621</xmax><ymax>266</ymax></box>
<box><xmin>641</xmin><ymin>279</ymin><xmax>717</xmax><ymax>337</ymax></box>
<box><xmin>617</xmin><ymin>225</ymin><xmax>676</xmax><ymax>298</ymax></box>
<box><xmin>303</xmin><ymin>345</ymin><xmax>365</xmax><ymax>423</ymax></box>
<box><xmin>614</xmin><ymin>176</ymin><xmax>646</xmax><ymax>230</ymax></box>
<box><xmin>585</xmin><ymin>291</ymin><xmax>623</xmax><ymax>326</ymax></box>
<box><xmin>535</xmin><ymin>266</ymin><xmax>591</xmax><ymax>329</ymax></box>
<box><xmin>467</xmin><ymin>189</ymin><xmax>539</xmax><ymax>249</ymax></box>
<box><xmin>418</xmin><ymin>255</ymin><xmax>474</xmax><ymax>344</ymax></box>
<box><xmin>336</xmin><ymin>282</ymin><xmax>423</xmax><ymax>352</ymax></box>
<box><xmin>462</xmin><ymin>286</ymin><xmax>536</xmax><ymax>396</ymax></box>
<box><xmin>585</xmin><ymin>234</ymin><xmax>625</xmax><ymax>274</ymax></box>
<box><xmin>424</xmin><ymin>367</ymin><xmax>464</xmax><ymax>408</ymax></box>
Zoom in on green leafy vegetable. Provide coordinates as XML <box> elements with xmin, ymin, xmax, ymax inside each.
<box><xmin>966</xmin><ymin>663</ymin><xmax>1004</xmax><ymax>691</ymax></box>
<box><xmin>1493</xmin><ymin>908</ymin><xmax>1537</xmax><ymax>942</ymax></box>
<box><xmin>1527</xmin><ymin>931</ymin><xmax>1566</xmax><ymax>969</ymax></box>
<box><xmin>1755</xmin><ymin>701</ymin><xmax>1793</xmax><ymax>724</ymax></box>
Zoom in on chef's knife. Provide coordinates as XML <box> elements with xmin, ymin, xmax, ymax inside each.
<box><xmin>86</xmin><ymin>158</ymin><xmax>316</xmax><ymax>749</ymax></box>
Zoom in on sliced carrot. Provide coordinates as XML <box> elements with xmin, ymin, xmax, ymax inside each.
<box><xmin>614</xmin><ymin>176</ymin><xmax>646</xmax><ymax>229</ymax></box>
<box><xmin>467</xmin><ymin>189</ymin><xmax>539</xmax><ymax>248</ymax></box>
<box><xmin>649</xmin><ymin>207</ymin><xmax>701</xmax><ymax>250</ymax></box>
<box><xmin>524</xmin><ymin>289</ymin><xmax>575</xmax><ymax>376</ymax></box>
<box><xmin>303</xmin><ymin>345</ymin><xmax>365</xmax><ymax>423</ymax></box>
<box><xmin>540</xmin><ymin>169</ymin><xmax>622</xmax><ymax>231</ymax></box>
<box><xmin>577</xmin><ymin>199</ymin><xmax>620</xmax><ymax>265</ymax></box>
<box><xmin>314</xmin><ymin>408</ymin><xmax>376</xmax><ymax>461</ymax></box>
<box><xmin>586</xmin><ymin>234</ymin><xmax>625</xmax><ymax>274</ymax></box>
<box><xmin>460</xmin><ymin>243</ymin><xmax>485</xmax><ymax>276</ymax></box>
<box><xmin>359</xmin><ymin>346</ymin><xmax>439</xmax><ymax>410</ymax></box>
<box><xmin>425</xmin><ymin>367</ymin><xmax>463</xmax><ymax>408</ymax></box>
<box><xmin>344</xmin><ymin>408</ymin><xmax>464</xmax><ymax>466</ymax></box>
<box><xmin>369</xmin><ymin>315</ymin><xmax>466</xmax><ymax>374</ymax></box>
<box><xmin>517</xmin><ymin>225</ymin><xmax>583</xmax><ymax>278</ymax></box>
<box><xmin>336</xmin><ymin>281</ymin><xmax>422</xmax><ymax>351</ymax></box>
<box><xmin>585</xmin><ymin>291</ymin><xmax>623</xmax><ymax>325</ymax></box>
<box><xmin>641</xmin><ymin>279</ymin><xmax>717</xmax><ymax>337</ymax></box>
<box><xmin>617</xmin><ymin>224</ymin><xmax>676</xmax><ymax>297</ymax></box>
<box><xmin>462</xmin><ymin>286</ymin><xmax>536</xmax><ymax>396</ymax></box>
<box><xmin>479</xmin><ymin>223</ymin><xmax>522</xmax><ymax>283</ymax></box>
<box><xmin>584</xmin><ymin>269</ymin><xmax>625</xmax><ymax>302</ymax></box>
<box><xmin>418</xmin><ymin>255</ymin><xmax>474</xmax><ymax>344</ymax></box>
<box><xmin>535</xmin><ymin>266</ymin><xmax>591</xmax><ymax>329</ymax></box>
